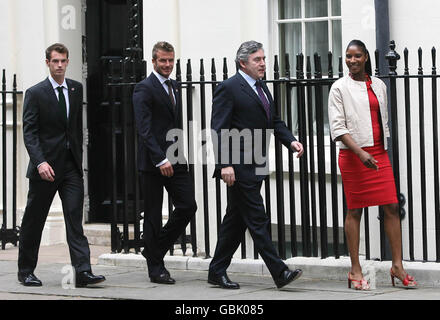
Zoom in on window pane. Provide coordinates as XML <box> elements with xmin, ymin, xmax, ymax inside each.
<box><xmin>332</xmin><ymin>0</ymin><xmax>341</xmax><ymax>16</ymax></box>
<box><xmin>279</xmin><ymin>0</ymin><xmax>301</xmax><ymax>19</ymax></box>
<box><xmin>305</xmin><ymin>21</ymin><xmax>329</xmax><ymax>74</ymax></box>
<box><xmin>279</xmin><ymin>23</ymin><xmax>302</xmax><ymax>75</ymax></box>
<box><xmin>332</xmin><ymin>20</ymin><xmax>342</xmax><ymax>74</ymax></box>
<box><xmin>305</xmin><ymin>0</ymin><xmax>328</xmax><ymax>18</ymax></box>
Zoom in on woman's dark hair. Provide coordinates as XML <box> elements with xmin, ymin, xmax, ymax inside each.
<box><xmin>346</xmin><ymin>39</ymin><xmax>372</xmax><ymax>76</ymax></box>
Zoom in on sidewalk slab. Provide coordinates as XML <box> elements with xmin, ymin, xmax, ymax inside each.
<box><xmin>98</xmin><ymin>252</ymin><xmax>440</xmax><ymax>288</ymax></box>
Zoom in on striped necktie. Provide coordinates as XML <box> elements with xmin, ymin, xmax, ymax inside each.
<box><xmin>255</xmin><ymin>80</ymin><xmax>270</xmax><ymax>119</ymax></box>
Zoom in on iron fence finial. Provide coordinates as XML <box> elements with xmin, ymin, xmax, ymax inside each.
<box><xmin>385</xmin><ymin>40</ymin><xmax>400</xmax><ymax>75</ymax></box>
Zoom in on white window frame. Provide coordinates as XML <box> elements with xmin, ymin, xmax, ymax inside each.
<box><xmin>271</xmin><ymin>0</ymin><xmax>342</xmax><ymax>76</ymax></box>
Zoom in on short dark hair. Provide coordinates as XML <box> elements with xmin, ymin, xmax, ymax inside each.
<box><xmin>46</xmin><ymin>43</ymin><xmax>69</xmax><ymax>61</ymax></box>
<box><xmin>152</xmin><ymin>41</ymin><xmax>174</xmax><ymax>59</ymax></box>
<box><xmin>346</xmin><ymin>39</ymin><xmax>372</xmax><ymax>76</ymax></box>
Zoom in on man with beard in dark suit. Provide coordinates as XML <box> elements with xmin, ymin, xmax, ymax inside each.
<box><xmin>133</xmin><ymin>41</ymin><xmax>197</xmax><ymax>285</ymax></box>
<box><xmin>18</xmin><ymin>43</ymin><xmax>105</xmax><ymax>287</ymax></box>
<box><xmin>209</xmin><ymin>40</ymin><xmax>304</xmax><ymax>290</ymax></box>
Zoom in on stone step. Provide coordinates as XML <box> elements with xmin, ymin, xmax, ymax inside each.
<box><xmin>83</xmin><ymin>223</ymin><xmax>191</xmax><ymax>253</ymax></box>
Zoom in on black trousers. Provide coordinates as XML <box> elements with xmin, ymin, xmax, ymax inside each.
<box><xmin>18</xmin><ymin>152</ymin><xmax>91</xmax><ymax>274</ymax></box>
<box><xmin>209</xmin><ymin>179</ymin><xmax>287</xmax><ymax>281</ymax></box>
<box><xmin>141</xmin><ymin>167</ymin><xmax>197</xmax><ymax>277</ymax></box>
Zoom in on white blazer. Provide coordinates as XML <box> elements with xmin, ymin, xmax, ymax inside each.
<box><xmin>328</xmin><ymin>75</ymin><xmax>390</xmax><ymax>150</ymax></box>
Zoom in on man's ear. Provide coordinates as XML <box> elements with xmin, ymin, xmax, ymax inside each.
<box><xmin>239</xmin><ymin>60</ymin><xmax>246</xmax><ymax>70</ymax></box>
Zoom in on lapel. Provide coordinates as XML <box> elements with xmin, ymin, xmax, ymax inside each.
<box><xmin>66</xmin><ymin>79</ymin><xmax>77</xmax><ymax>128</ymax></box>
<box><xmin>44</xmin><ymin>78</ymin><xmax>67</xmax><ymax>127</ymax></box>
<box><xmin>150</xmin><ymin>72</ymin><xmax>176</xmax><ymax>119</ymax></box>
<box><xmin>237</xmin><ymin>73</ymin><xmax>270</xmax><ymax>121</ymax></box>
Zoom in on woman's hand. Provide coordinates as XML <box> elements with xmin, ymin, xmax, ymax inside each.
<box><xmin>358</xmin><ymin>150</ymin><xmax>379</xmax><ymax>170</ymax></box>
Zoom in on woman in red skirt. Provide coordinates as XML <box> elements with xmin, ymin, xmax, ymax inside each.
<box><xmin>328</xmin><ymin>40</ymin><xmax>417</xmax><ymax>290</ymax></box>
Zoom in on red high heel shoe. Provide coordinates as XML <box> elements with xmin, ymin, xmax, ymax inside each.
<box><xmin>347</xmin><ymin>272</ymin><xmax>370</xmax><ymax>290</ymax></box>
<box><xmin>390</xmin><ymin>268</ymin><xmax>417</xmax><ymax>288</ymax></box>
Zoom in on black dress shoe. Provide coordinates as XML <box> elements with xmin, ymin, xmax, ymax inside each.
<box><xmin>150</xmin><ymin>273</ymin><xmax>176</xmax><ymax>285</ymax></box>
<box><xmin>75</xmin><ymin>271</ymin><xmax>106</xmax><ymax>288</ymax></box>
<box><xmin>18</xmin><ymin>273</ymin><xmax>42</xmax><ymax>287</ymax></box>
<box><xmin>208</xmin><ymin>273</ymin><xmax>240</xmax><ymax>289</ymax></box>
<box><xmin>275</xmin><ymin>269</ymin><xmax>303</xmax><ymax>289</ymax></box>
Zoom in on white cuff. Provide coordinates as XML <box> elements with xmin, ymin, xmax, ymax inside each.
<box><xmin>156</xmin><ymin>159</ymin><xmax>169</xmax><ymax>167</ymax></box>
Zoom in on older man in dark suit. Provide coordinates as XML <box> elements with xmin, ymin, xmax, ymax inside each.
<box><xmin>18</xmin><ymin>43</ymin><xmax>105</xmax><ymax>287</ymax></box>
<box><xmin>133</xmin><ymin>41</ymin><xmax>197</xmax><ymax>285</ymax></box>
<box><xmin>208</xmin><ymin>41</ymin><xmax>304</xmax><ymax>290</ymax></box>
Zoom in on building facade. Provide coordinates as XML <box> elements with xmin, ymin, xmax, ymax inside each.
<box><xmin>1</xmin><ymin>0</ymin><xmax>439</xmax><ymax>262</ymax></box>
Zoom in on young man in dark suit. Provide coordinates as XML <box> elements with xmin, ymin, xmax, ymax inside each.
<box><xmin>209</xmin><ymin>41</ymin><xmax>304</xmax><ymax>290</ymax></box>
<box><xmin>18</xmin><ymin>43</ymin><xmax>105</xmax><ymax>287</ymax></box>
<box><xmin>133</xmin><ymin>41</ymin><xmax>197</xmax><ymax>285</ymax></box>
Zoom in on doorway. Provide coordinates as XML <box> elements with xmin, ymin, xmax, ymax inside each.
<box><xmin>85</xmin><ymin>0</ymin><xmax>136</xmax><ymax>223</ymax></box>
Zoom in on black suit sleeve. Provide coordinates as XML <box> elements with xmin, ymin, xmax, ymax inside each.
<box><xmin>133</xmin><ymin>82</ymin><xmax>167</xmax><ymax>166</ymax></box>
<box><xmin>22</xmin><ymin>88</ymin><xmax>46</xmax><ymax>167</ymax></box>
<box><xmin>211</xmin><ymin>82</ymin><xmax>234</xmax><ymax>170</ymax></box>
<box><xmin>272</xmin><ymin>114</ymin><xmax>297</xmax><ymax>149</ymax></box>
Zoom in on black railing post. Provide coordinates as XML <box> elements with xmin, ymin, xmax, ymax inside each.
<box><xmin>384</xmin><ymin>40</ymin><xmax>401</xmax><ymax>261</ymax></box>
<box><xmin>12</xmin><ymin>74</ymin><xmax>18</xmax><ymax>237</ymax></box>
<box><xmin>403</xmin><ymin>48</ymin><xmax>415</xmax><ymax>261</ymax></box>
<box><xmin>199</xmin><ymin>58</ymin><xmax>210</xmax><ymax>258</ymax></box>
<box><xmin>328</xmin><ymin>51</ymin><xmax>340</xmax><ymax>258</ymax></box>
<box><xmin>284</xmin><ymin>54</ymin><xmax>298</xmax><ymax>259</ymax></box>
<box><xmin>273</xmin><ymin>55</ymin><xmax>286</xmax><ymax>260</ymax></box>
<box><xmin>186</xmin><ymin>59</ymin><xmax>198</xmax><ymax>257</ymax></box>
<box><xmin>211</xmin><ymin>58</ymin><xmax>223</xmax><ymax>240</ymax></box>
<box><xmin>296</xmin><ymin>54</ymin><xmax>311</xmax><ymax>257</ymax></box>
<box><xmin>314</xmin><ymin>53</ymin><xmax>328</xmax><ymax>259</ymax></box>
<box><xmin>306</xmin><ymin>56</ymin><xmax>318</xmax><ymax>257</ymax></box>
<box><xmin>175</xmin><ymin>59</ymin><xmax>185</xmax><ymax>256</ymax></box>
<box><xmin>417</xmin><ymin>47</ymin><xmax>428</xmax><ymax>261</ymax></box>
<box><xmin>432</xmin><ymin>47</ymin><xmax>440</xmax><ymax>262</ymax></box>
<box><xmin>109</xmin><ymin>60</ymin><xmax>122</xmax><ymax>253</ymax></box>
<box><xmin>338</xmin><ymin>57</ymin><xmax>348</xmax><ymax>256</ymax></box>
<box><xmin>2</xmin><ymin>70</ymin><xmax>6</xmax><ymax>238</ymax></box>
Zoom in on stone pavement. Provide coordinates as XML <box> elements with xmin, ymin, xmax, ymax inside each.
<box><xmin>0</xmin><ymin>243</ymin><xmax>439</xmax><ymax>302</ymax></box>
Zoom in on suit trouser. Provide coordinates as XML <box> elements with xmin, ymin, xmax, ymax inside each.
<box><xmin>18</xmin><ymin>152</ymin><xmax>91</xmax><ymax>275</ymax></box>
<box><xmin>141</xmin><ymin>168</ymin><xmax>197</xmax><ymax>277</ymax></box>
<box><xmin>209</xmin><ymin>179</ymin><xmax>287</xmax><ymax>281</ymax></box>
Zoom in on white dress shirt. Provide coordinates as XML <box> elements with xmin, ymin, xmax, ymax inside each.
<box><xmin>238</xmin><ymin>69</ymin><xmax>268</xmax><ymax>100</ymax></box>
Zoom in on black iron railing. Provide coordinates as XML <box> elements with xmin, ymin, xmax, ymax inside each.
<box><xmin>0</xmin><ymin>69</ymin><xmax>21</xmax><ymax>250</ymax></box>
<box><xmin>108</xmin><ymin>41</ymin><xmax>440</xmax><ymax>263</ymax></box>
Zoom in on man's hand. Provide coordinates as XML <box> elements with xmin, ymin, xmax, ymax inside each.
<box><xmin>159</xmin><ymin>161</ymin><xmax>174</xmax><ymax>177</ymax></box>
<box><xmin>38</xmin><ymin>162</ymin><xmax>55</xmax><ymax>182</ymax></box>
<box><xmin>291</xmin><ymin>141</ymin><xmax>304</xmax><ymax>158</ymax></box>
<box><xmin>221</xmin><ymin>166</ymin><xmax>235</xmax><ymax>187</ymax></box>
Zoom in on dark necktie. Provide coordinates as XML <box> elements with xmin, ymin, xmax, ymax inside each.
<box><xmin>164</xmin><ymin>80</ymin><xmax>176</xmax><ymax>109</ymax></box>
<box><xmin>57</xmin><ymin>86</ymin><xmax>68</xmax><ymax>120</ymax></box>
<box><xmin>255</xmin><ymin>80</ymin><xmax>270</xmax><ymax>120</ymax></box>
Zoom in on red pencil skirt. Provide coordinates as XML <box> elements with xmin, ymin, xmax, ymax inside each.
<box><xmin>338</xmin><ymin>144</ymin><xmax>398</xmax><ymax>210</ymax></box>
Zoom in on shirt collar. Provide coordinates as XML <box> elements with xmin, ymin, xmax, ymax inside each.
<box><xmin>48</xmin><ymin>75</ymin><xmax>67</xmax><ymax>90</ymax></box>
<box><xmin>239</xmin><ymin>69</ymin><xmax>260</xmax><ymax>88</ymax></box>
<box><xmin>153</xmin><ymin>69</ymin><xmax>171</xmax><ymax>85</ymax></box>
